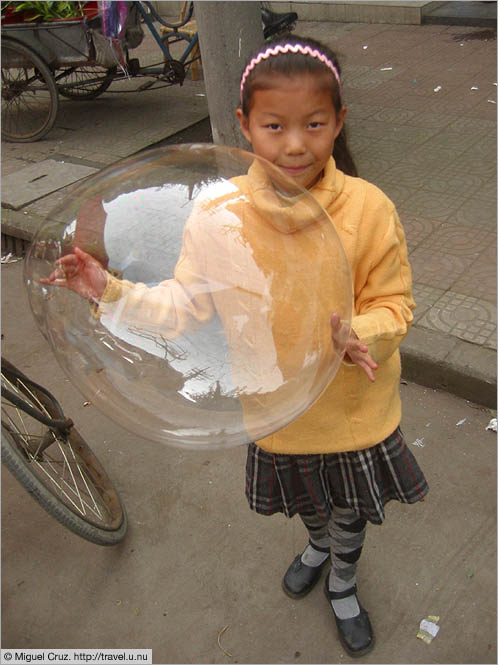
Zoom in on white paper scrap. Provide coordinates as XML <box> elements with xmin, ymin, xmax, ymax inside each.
<box><xmin>434</xmin><ymin>85</ymin><xmax>442</xmax><ymax>92</ymax></box>
<box><xmin>420</xmin><ymin>619</ymin><xmax>440</xmax><ymax>638</ymax></box>
<box><xmin>456</xmin><ymin>418</ymin><xmax>466</xmax><ymax>426</ymax></box>
<box><xmin>486</xmin><ymin>418</ymin><xmax>497</xmax><ymax>432</ymax></box>
<box><xmin>417</xmin><ymin>617</ymin><xmax>440</xmax><ymax>644</ymax></box>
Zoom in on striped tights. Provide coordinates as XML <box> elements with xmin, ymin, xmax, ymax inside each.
<box><xmin>301</xmin><ymin>506</ymin><xmax>367</xmax><ymax>616</ymax></box>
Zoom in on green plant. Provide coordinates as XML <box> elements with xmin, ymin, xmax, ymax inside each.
<box><xmin>8</xmin><ymin>1</ymin><xmax>84</xmax><ymax>21</ymax></box>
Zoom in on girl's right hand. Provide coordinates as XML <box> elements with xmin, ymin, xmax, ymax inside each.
<box><xmin>40</xmin><ymin>246</ymin><xmax>108</xmax><ymax>302</ymax></box>
<box><xmin>330</xmin><ymin>312</ymin><xmax>378</xmax><ymax>382</ymax></box>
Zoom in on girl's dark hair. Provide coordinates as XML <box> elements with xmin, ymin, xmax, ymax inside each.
<box><xmin>240</xmin><ymin>34</ymin><xmax>358</xmax><ymax>177</ymax></box>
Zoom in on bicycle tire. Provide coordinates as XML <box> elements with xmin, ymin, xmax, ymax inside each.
<box><xmin>57</xmin><ymin>65</ymin><xmax>117</xmax><ymax>100</ymax></box>
<box><xmin>1</xmin><ymin>37</ymin><xmax>59</xmax><ymax>142</ymax></box>
<box><xmin>1</xmin><ymin>365</ymin><xmax>127</xmax><ymax>545</ymax></box>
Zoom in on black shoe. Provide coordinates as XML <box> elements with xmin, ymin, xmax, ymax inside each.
<box><xmin>282</xmin><ymin>546</ymin><xmax>330</xmax><ymax>599</ymax></box>
<box><xmin>324</xmin><ymin>576</ymin><xmax>375</xmax><ymax>657</ymax></box>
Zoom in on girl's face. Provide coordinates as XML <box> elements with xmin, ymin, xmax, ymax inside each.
<box><xmin>237</xmin><ymin>72</ymin><xmax>346</xmax><ymax>190</ymax></box>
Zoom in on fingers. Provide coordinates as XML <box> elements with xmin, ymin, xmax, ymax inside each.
<box><xmin>39</xmin><ymin>252</ymin><xmax>79</xmax><ymax>288</ymax></box>
<box><xmin>344</xmin><ymin>335</ymin><xmax>378</xmax><ymax>382</ymax></box>
<box><xmin>359</xmin><ymin>356</ymin><xmax>378</xmax><ymax>382</ymax></box>
<box><xmin>330</xmin><ymin>312</ymin><xmax>341</xmax><ymax>329</ymax></box>
<box><xmin>40</xmin><ymin>266</ymin><xmax>66</xmax><ymax>285</ymax></box>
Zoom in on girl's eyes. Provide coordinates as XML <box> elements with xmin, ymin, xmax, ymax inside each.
<box><xmin>263</xmin><ymin>122</ymin><xmax>324</xmax><ymax>131</ymax></box>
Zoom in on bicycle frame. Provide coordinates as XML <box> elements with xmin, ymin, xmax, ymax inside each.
<box><xmin>133</xmin><ymin>1</ymin><xmax>199</xmax><ymax>75</ymax></box>
<box><xmin>1</xmin><ymin>363</ymin><xmax>73</xmax><ymax>438</ymax></box>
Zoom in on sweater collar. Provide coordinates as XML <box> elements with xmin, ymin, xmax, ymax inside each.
<box><xmin>246</xmin><ymin>157</ymin><xmax>344</xmax><ymax>234</ymax></box>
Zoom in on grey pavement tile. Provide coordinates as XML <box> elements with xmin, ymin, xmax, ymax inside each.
<box><xmin>420</xmin><ymin>128</ymin><xmax>486</xmax><ymax>151</ymax></box>
<box><xmin>417</xmin><ymin>291</ymin><xmax>497</xmax><ymax>350</ymax></box>
<box><xmin>349</xmin><ymin>119</ymin><xmax>390</xmax><ymax>140</ymax></box>
<box><xmin>474</xmin><ymin>179</ymin><xmax>497</xmax><ymax>202</ymax></box>
<box><xmin>344</xmin><ymin>68</ymin><xmax>402</xmax><ymax>91</ymax></box>
<box><xmin>380</xmin><ymin>92</ymin><xmax>447</xmax><ymax>112</ymax></box>
<box><xmin>467</xmin><ymin>99</ymin><xmax>498</xmax><ymax>120</ymax></box>
<box><xmin>374</xmin><ymin>181</ymin><xmax>415</xmax><ymax>209</ymax></box>
<box><xmin>442</xmin><ymin>152</ymin><xmax>497</xmax><ymax>179</ymax></box>
<box><xmin>411</xmin><ymin>283</ymin><xmax>447</xmax><ymax>324</ymax></box>
<box><xmin>347</xmin><ymin>134</ymin><xmax>376</xmax><ymax>155</ymax></box>
<box><xmin>355</xmin><ymin>155</ymin><xmax>394</xmax><ymax>179</ymax></box>
<box><xmin>409</xmin><ymin>246</ymin><xmax>476</xmax><ymax>290</ymax></box>
<box><xmin>420</xmin><ymin>169</ymin><xmax>490</xmax><ymax>197</ymax></box>
<box><xmin>414</xmin><ymin>222</ymin><xmax>496</xmax><ymax>259</ymax></box>
<box><xmin>1</xmin><ymin>158</ymin><xmax>33</xmax><ymax>178</ymax></box>
<box><xmin>344</xmin><ymin>102</ymin><xmax>380</xmax><ymax>120</ymax></box>
<box><xmin>341</xmin><ymin>64</ymin><xmax>372</xmax><ymax>81</ymax></box>
<box><xmin>398</xmin><ymin>190</ymin><xmax>468</xmax><ymax>221</ymax></box>
<box><xmin>408</xmin><ymin>111</ymin><xmax>456</xmax><ymax>129</ymax></box>
<box><xmin>402</xmin><ymin>216</ymin><xmax>446</xmax><ymax>252</ymax></box>
<box><xmin>451</xmin><ymin>250</ymin><xmax>497</xmax><ymax>305</ymax></box>
<box><xmin>454</xmin><ymin>197</ymin><xmax>497</xmax><ymax>231</ymax></box>
<box><xmin>401</xmin><ymin>146</ymin><xmax>464</xmax><ymax>170</ymax></box>
<box><xmin>424</xmin><ymin>93</ymin><xmax>487</xmax><ymax>115</ymax></box>
<box><xmin>381</xmin><ymin>162</ymin><xmax>437</xmax><ymax>187</ymax></box>
<box><xmin>369</xmin><ymin>107</ymin><xmax>419</xmax><ymax>124</ymax></box>
<box><xmin>447</xmin><ymin>116</ymin><xmax>496</xmax><ymax>134</ymax></box>
<box><xmin>354</xmin><ymin>138</ymin><xmax>413</xmax><ymax>159</ymax></box>
<box><xmin>2</xmin><ymin>160</ymin><xmax>98</xmax><ymax>210</ymax></box>
<box><xmin>470</xmin><ymin>135</ymin><xmax>498</xmax><ymax>157</ymax></box>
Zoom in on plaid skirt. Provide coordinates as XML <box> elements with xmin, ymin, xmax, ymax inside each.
<box><xmin>245</xmin><ymin>427</ymin><xmax>428</xmax><ymax>525</ymax></box>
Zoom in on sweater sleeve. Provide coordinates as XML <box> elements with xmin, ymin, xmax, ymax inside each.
<box><xmin>96</xmin><ymin>223</ymin><xmax>215</xmax><ymax>339</ymax></box>
<box><xmin>350</xmin><ymin>204</ymin><xmax>415</xmax><ymax>363</ymax></box>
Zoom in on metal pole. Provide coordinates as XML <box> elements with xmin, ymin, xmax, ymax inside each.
<box><xmin>195</xmin><ymin>1</ymin><xmax>264</xmax><ymax>149</ymax></box>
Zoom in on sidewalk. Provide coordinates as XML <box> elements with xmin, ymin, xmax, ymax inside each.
<box><xmin>1</xmin><ymin>19</ymin><xmax>497</xmax><ymax>407</ymax></box>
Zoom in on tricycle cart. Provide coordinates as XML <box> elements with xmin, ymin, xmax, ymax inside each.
<box><xmin>1</xmin><ymin>1</ymin><xmax>201</xmax><ymax>142</ymax></box>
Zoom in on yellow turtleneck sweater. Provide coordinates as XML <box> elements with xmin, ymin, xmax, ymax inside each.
<box><xmin>97</xmin><ymin>158</ymin><xmax>414</xmax><ymax>454</ymax></box>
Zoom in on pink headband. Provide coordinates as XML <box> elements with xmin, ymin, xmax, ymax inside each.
<box><xmin>240</xmin><ymin>43</ymin><xmax>342</xmax><ymax>103</ymax></box>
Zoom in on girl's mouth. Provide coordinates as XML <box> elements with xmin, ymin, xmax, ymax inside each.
<box><xmin>279</xmin><ymin>165</ymin><xmax>310</xmax><ymax>175</ymax></box>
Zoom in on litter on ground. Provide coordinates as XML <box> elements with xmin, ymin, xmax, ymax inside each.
<box><xmin>417</xmin><ymin>616</ymin><xmax>440</xmax><ymax>644</ymax></box>
<box><xmin>486</xmin><ymin>418</ymin><xmax>497</xmax><ymax>432</ymax></box>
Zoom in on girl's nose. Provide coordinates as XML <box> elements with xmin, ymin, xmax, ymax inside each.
<box><xmin>284</xmin><ymin>131</ymin><xmax>306</xmax><ymax>155</ymax></box>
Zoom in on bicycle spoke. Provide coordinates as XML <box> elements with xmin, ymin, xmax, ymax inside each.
<box><xmin>2</xmin><ymin>373</ymin><xmax>109</xmax><ymax>523</ymax></box>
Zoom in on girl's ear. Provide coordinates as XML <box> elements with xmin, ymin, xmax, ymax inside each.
<box><xmin>236</xmin><ymin>108</ymin><xmax>252</xmax><ymax>144</ymax></box>
<box><xmin>334</xmin><ymin>106</ymin><xmax>347</xmax><ymax>140</ymax></box>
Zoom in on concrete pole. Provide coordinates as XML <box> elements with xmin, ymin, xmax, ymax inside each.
<box><xmin>194</xmin><ymin>1</ymin><xmax>264</xmax><ymax>149</ymax></box>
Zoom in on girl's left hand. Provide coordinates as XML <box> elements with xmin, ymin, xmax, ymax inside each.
<box><xmin>330</xmin><ymin>313</ymin><xmax>378</xmax><ymax>382</ymax></box>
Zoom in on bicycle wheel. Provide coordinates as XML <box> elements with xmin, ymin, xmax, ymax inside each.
<box><xmin>57</xmin><ymin>65</ymin><xmax>116</xmax><ymax>100</ymax></box>
<box><xmin>1</xmin><ymin>37</ymin><xmax>59</xmax><ymax>142</ymax></box>
<box><xmin>1</xmin><ymin>363</ymin><xmax>127</xmax><ymax>545</ymax></box>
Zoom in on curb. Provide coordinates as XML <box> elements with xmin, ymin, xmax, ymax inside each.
<box><xmin>401</xmin><ymin>327</ymin><xmax>496</xmax><ymax>409</ymax></box>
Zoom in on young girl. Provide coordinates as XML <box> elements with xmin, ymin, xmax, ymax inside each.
<box><xmin>44</xmin><ymin>33</ymin><xmax>428</xmax><ymax>659</ymax></box>
<box><xmin>236</xmin><ymin>34</ymin><xmax>428</xmax><ymax>657</ymax></box>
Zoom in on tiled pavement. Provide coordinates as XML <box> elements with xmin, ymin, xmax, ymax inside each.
<box><xmin>1</xmin><ymin>19</ymin><xmax>497</xmax><ymax>402</ymax></box>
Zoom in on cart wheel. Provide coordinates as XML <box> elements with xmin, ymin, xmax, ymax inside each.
<box><xmin>1</xmin><ymin>37</ymin><xmax>59</xmax><ymax>143</ymax></box>
<box><xmin>57</xmin><ymin>65</ymin><xmax>117</xmax><ymax>100</ymax></box>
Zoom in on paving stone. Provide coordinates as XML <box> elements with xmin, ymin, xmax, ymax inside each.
<box><xmin>2</xmin><ymin>160</ymin><xmax>98</xmax><ymax>210</ymax></box>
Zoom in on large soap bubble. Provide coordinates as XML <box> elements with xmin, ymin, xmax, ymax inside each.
<box><xmin>25</xmin><ymin>144</ymin><xmax>352</xmax><ymax>450</ymax></box>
